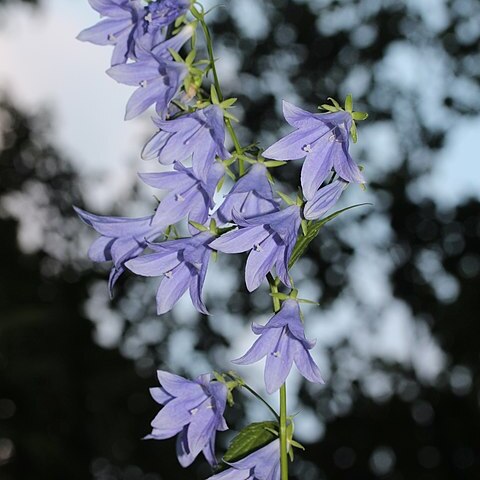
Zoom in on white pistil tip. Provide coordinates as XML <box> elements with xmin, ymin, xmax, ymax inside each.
<box><xmin>140</xmin><ymin>80</ymin><xmax>148</xmax><ymax>88</ymax></box>
<box><xmin>175</xmin><ymin>194</ymin><xmax>185</xmax><ymax>202</ymax></box>
<box><xmin>302</xmin><ymin>144</ymin><xmax>312</xmax><ymax>153</ymax></box>
<box><xmin>273</xmin><ymin>351</ymin><xmax>281</xmax><ymax>357</ymax></box>
<box><xmin>145</xmin><ymin>13</ymin><xmax>153</xmax><ymax>23</ymax></box>
<box><xmin>253</xmin><ymin>243</ymin><xmax>262</xmax><ymax>252</ymax></box>
<box><xmin>190</xmin><ymin>408</ymin><xmax>198</xmax><ymax>415</ymax></box>
<box><xmin>165</xmin><ymin>271</ymin><xmax>173</xmax><ymax>279</ymax></box>
<box><xmin>107</xmin><ymin>33</ymin><xmax>116</xmax><ymax>42</ymax></box>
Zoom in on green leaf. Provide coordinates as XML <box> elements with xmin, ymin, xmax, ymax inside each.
<box><xmin>350</xmin><ymin>121</ymin><xmax>358</xmax><ymax>143</ymax></box>
<box><xmin>263</xmin><ymin>160</ymin><xmax>287</xmax><ymax>168</ymax></box>
<box><xmin>352</xmin><ymin>111</ymin><xmax>368</xmax><ymax>121</ymax></box>
<box><xmin>190</xmin><ymin>5</ymin><xmax>203</xmax><ymax>20</ymax></box>
<box><xmin>188</xmin><ymin>220</ymin><xmax>208</xmax><ymax>232</ymax></box>
<box><xmin>270</xmin><ymin>292</ymin><xmax>290</xmax><ymax>300</ymax></box>
<box><xmin>345</xmin><ymin>94</ymin><xmax>353</xmax><ymax>112</ymax></box>
<box><xmin>327</xmin><ymin>97</ymin><xmax>341</xmax><ymax>109</ymax></box>
<box><xmin>223</xmin><ymin>422</ymin><xmax>278</xmax><ymax>463</ymax></box>
<box><xmin>223</xmin><ymin>110</ymin><xmax>239</xmax><ymax>122</ymax></box>
<box><xmin>210</xmin><ymin>84</ymin><xmax>219</xmax><ymax>104</ymax></box>
<box><xmin>277</xmin><ymin>191</ymin><xmax>296</xmax><ymax>206</ymax></box>
<box><xmin>185</xmin><ymin>48</ymin><xmax>196</xmax><ymax>66</ymax></box>
<box><xmin>168</xmin><ymin>48</ymin><xmax>183</xmax><ymax>64</ymax></box>
<box><xmin>320</xmin><ymin>104</ymin><xmax>339</xmax><ymax>113</ymax></box>
<box><xmin>289</xmin><ymin>203</ymin><xmax>372</xmax><ymax>268</ymax></box>
<box><xmin>220</xmin><ymin>97</ymin><xmax>237</xmax><ymax>108</ymax></box>
<box><xmin>216</xmin><ymin>174</ymin><xmax>226</xmax><ymax>192</ymax></box>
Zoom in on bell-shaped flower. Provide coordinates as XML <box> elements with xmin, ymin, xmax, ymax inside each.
<box><xmin>207</xmin><ymin>440</ymin><xmax>280</xmax><ymax>480</ymax></box>
<box><xmin>147</xmin><ymin>370</ymin><xmax>228</xmax><ymax>467</ymax></box>
<box><xmin>74</xmin><ymin>207</ymin><xmax>163</xmax><ymax>294</ymax></box>
<box><xmin>214</xmin><ymin>163</ymin><xmax>279</xmax><ymax>225</ymax></box>
<box><xmin>263</xmin><ymin>101</ymin><xmax>364</xmax><ymax>201</ymax></box>
<box><xmin>140</xmin><ymin>162</ymin><xmax>223</xmax><ymax>230</ymax></box>
<box><xmin>126</xmin><ymin>231</ymin><xmax>214</xmax><ymax>314</ymax></box>
<box><xmin>78</xmin><ymin>0</ymin><xmax>190</xmax><ymax>66</ymax></box>
<box><xmin>233</xmin><ymin>299</ymin><xmax>324</xmax><ymax>394</ymax></box>
<box><xmin>303</xmin><ymin>179</ymin><xmax>347</xmax><ymax>221</ymax></box>
<box><xmin>142</xmin><ymin>104</ymin><xmax>230</xmax><ymax>183</ymax></box>
<box><xmin>106</xmin><ymin>26</ymin><xmax>194</xmax><ymax>120</ymax></box>
<box><xmin>210</xmin><ymin>206</ymin><xmax>301</xmax><ymax>292</ymax></box>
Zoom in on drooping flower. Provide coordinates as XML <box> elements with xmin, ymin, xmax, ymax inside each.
<box><xmin>74</xmin><ymin>207</ymin><xmax>163</xmax><ymax>294</ymax></box>
<box><xmin>207</xmin><ymin>440</ymin><xmax>280</xmax><ymax>480</ymax></box>
<box><xmin>139</xmin><ymin>161</ymin><xmax>223</xmax><ymax>230</ymax></box>
<box><xmin>106</xmin><ymin>24</ymin><xmax>194</xmax><ymax>120</ymax></box>
<box><xmin>78</xmin><ymin>0</ymin><xmax>190</xmax><ymax>66</ymax></box>
<box><xmin>146</xmin><ymin>370</ymin><xmax>228</xmax><ymax>467</ymax></box>
<box><xmin>214</xmin><ymin>163</ymin><xmax>279</xmax><ymax>225</ymax></box>
<box><xmin>126</xmin><ymin>231</ymin><xmax>214</xmax><ymax>314</ymax></box>
<box><xmin>142</xmin><ymin>104</ymin><xmax>230</xmax><ymax>183</ymax></box>
<box><xmin>263</xmin><ymin>101</ymin><xmax>364</xmax><ymax>201</ymax></box>
<box><xmin>233</xmin><ymin>299</ymin><xmax>324</xmax><ymax>394</ymax></box>
<box><xmin>210</xmin><ymin>206</ymin><xmax>301</xmax><ymax>292</ymax></box>
<box><xmin>303</xmin><ymin>179</ymin><xmax>347</xmax><ymax>221</ymax></box>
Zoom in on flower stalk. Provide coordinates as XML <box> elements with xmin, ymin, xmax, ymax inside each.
<box><xmin>268</xmin><ymin>273</ymin><xmax>289</xmax><ymax>480</ymax></box>
<box><xmin>196</xmin><ymin>10</ymin><xmax>245</xmax><ymax>174</ymax></box>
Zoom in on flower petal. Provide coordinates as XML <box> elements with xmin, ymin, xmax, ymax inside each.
<box><xmin>293</xmin><ymin>343</ymin><xmax>325</xmax><ymax>385</ymax></box>
<box><xmin>264</xmin><ymin>329</ymin><xmax>295</xmax><ymax>394</ymax></box>
<box><xmin>232</xmin><ymin>327</ymin><xmax>282</xmax><ymax>365</ymax></box>
<box><xmin>210</xmin><ymin>225</ymin><xmax>270</xmax><ymax>254</ymax></box>
<box><xmin>126</xmin><ymin>250</ymin><xmax>180</xmax><ymax>277</ymax></box>
<box><xmin>155</xmin><ymin>263</ymin><xmax>191</xmax><ymax>314</ymax></box>
<box><xmin>300</xmin><ymin>142</ymin><xmax>335</xmax><ymax>201</ymax></box>
<box><xmin>303</xmin><ymin>180</ymin><xmax>347</xmax><ymax>220</ymax></box>
<box><xmin>245</xmin><ymin>234</ymin><xmax>280</xmax><ymax>292</ymax></box>
<box><xmin>332</xmin><ymin>143</ymin><xmax>365</xmax><ymax>184</ymax></box>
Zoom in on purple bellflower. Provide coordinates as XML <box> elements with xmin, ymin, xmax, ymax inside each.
<box><xmin>126</xmin><ymin>231</ymin><xmax>214</xmax><ymax>314</ymax></box>
<box><xmin>303</xmin><ymin>179</ymin><xmax>347</xmax><ymax>221</ymax></box>
<box><xmin>142</xmin><ymin>104</ymin><xmax>230</xmax><ymax>183</ymax></box>
<box><xmin>106</xmin><ymin>25</ymin><xmax>194</xmax><ymax>119</ymax></box>
<box><xmin>147</xmin><ymin>370</ymin><xmax>228</xmax><ymax>467</ymax></box>
<box><xmin>74</xmin><ymin>206</ymin><xmax>163</xmax><ymax>294</ymax></box>
<box><xmin>78</xmin><ymin>0</ymin><xmax>190</xmax><ymax>66</ymax></box>
<box><xmin>207</xmin><ymin>440</ymin><xmax>281</xmax><ymax>480</ymax></box>
<box><xmin>210</xmin><ymin>206</ymin><xmax>301</xmax><ymax>292</ymax></box>
<box><xmin>214</xmin><ymin>163</ymin><xmax>279</xmax><ymax>225</ymax></box>
<box><xmin>139</xmin><ymin>161</ymin><xmax>224</xmax><ymax>230</ymax></box>
<box><xmin>233</xmin><ymin>299</ymin><xmax>324</xmax><ymax>394</ymax></box>
<box><xmin>263</xmin><ymin>101</ymin><xmax>364</xmax><ymax>201</ymax></box>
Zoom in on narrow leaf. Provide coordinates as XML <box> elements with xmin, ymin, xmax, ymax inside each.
<box><xmin>189</xmin><ymin>220</ymin><xmax>209</xmax><ymax>232</ymax></box>
<box><xmin>352</xmin><ymin>111</ymin><xmax>369</xmax><ymax>121</ymax></box>
<box><xmin>345</xmin><ymin>94</ymin><xmax>353</xmax><ymax>112</ymax></box>
<box><xmin>264</xmin><ymin>160</ymin><xmax>287</xmax><ymax>168</ymax></box>
<box><xmin>223</xmin><ymin>422</ymin><xmax>278</xmax><ymax>463</ymax></box>
<box><xmin>277</xmin><ymin>191</ymin><xmax>295</xmax><ymax>206</ymax></box>
<box><xmin>289</xmin><ymin>203</ymin><xmax>372</xmax><ymax>268</ymax></box>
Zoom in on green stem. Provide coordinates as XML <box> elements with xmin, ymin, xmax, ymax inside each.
<box><xmin>267</xmin><ymin>274</ymin><xmax>288</xmax><ymax>480</ymax></box>
<box><xmin>198</xmin><ymin>16</ymin><xmax>244</xmax><ymax>175</ymax></box>
<box><xmin>279</xmin><ymin>384</ymin><xmax>288</xmax><ymax>479</ymax></box>
<box><xmin>242</xmin><ymin>383</ymin><xmax>280</xmax><ymax>421</ymax></box>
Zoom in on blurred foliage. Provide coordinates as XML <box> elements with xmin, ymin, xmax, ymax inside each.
<box><xmin>1</xmin><ymin>0</ymin><xmax>480</xmax><ymax>479</ymax></box>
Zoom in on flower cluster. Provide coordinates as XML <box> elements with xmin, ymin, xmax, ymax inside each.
<box><xmin>76</xmin><ymin>1</ymin><xmax>368</xmax><ymax>477</ymax></box>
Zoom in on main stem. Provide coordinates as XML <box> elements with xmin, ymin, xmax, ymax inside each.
<box><xmin>267</xmin><ymin>274</ymin><xmax>289</xmax><ymax>480</ymax></box>
<box><xmin>199</xmin><ymin>17</ymin><xmax>245</xmax><ymax>175</ymax></box>
<box><xmin>200</xmin><ymin>11</ymin><xmax>287</xmax><ymax>477</ymax></box>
